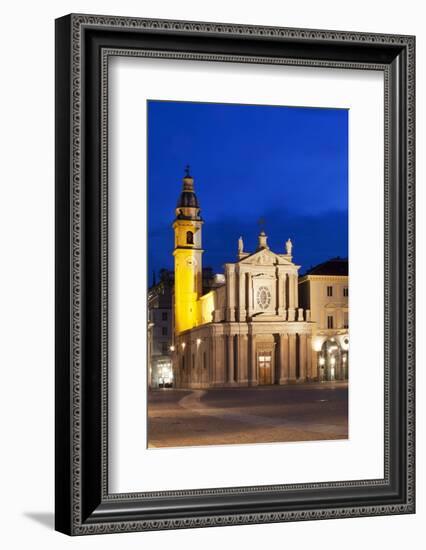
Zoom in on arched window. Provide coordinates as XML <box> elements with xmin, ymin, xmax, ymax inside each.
<box><xmin>186</xmin><ymin>231</ymin><xmax>194</xmax><ymax>244</ymax></box>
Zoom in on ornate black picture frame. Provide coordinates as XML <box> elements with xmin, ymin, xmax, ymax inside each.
<box><xmin>55</xmin><ymin>14</ymin><xmax>415</xmax><ymax>535</ymax></box>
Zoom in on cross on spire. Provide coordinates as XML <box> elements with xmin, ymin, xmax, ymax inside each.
<box><xmin>184</xmin><ymin>164</ymin><xmax>191</xmax><ymax>178</ymax></box>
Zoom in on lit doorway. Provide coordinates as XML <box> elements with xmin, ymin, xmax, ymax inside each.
<box><xmin>320</xmin><ymin>339</ymin><xmax>343</xmax><ymax>381</ymax></box>
<box><xmin>258</xmin><ymin>351</ymin><xmax>273</xmax><ymax>385</ymax></box>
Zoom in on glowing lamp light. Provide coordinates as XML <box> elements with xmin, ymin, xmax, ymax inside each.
<box><xmin>170</xmin><ymin>345</ymin><xmax>175</xmax><ymax>352</ymax></box>
<box><xmin>196</xmin><ymin>338</ymin><xmax>202</xmax><ymax>346</ymax></box>
<box><xmin>181</xmin><ymin>342</ymin><xmax>186</xmax><ymax>350</ymax></box>
<box><xmin>319</xmin><ymin>356</ymin><xmax>325</xmax><ymax>366</ymax></box>
<box><xmin>313</xmin><ymin>338</ymin><xmax>322</xmax><ymax>352</ymax></box>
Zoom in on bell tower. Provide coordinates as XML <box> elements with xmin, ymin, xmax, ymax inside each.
<box><xmin>173</xmin><ymin>166</ymin><xmax>203</xmax><ymax>334</ymax></box>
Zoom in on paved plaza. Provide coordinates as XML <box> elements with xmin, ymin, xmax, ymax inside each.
<box><xmin>148</xmin><ymin>382</ymin><xmax>348</xmax><ymax>448</ymax></box>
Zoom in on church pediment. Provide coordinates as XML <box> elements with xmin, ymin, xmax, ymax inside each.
<box><xmin>239</xmin><ymin>248</ymin><xmax>290</xmax><ymax>266</ymax></box>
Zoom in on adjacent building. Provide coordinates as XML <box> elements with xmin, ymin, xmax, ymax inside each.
<box><xmin>299</xmin><ymin>258</ymin><xmax>349</xmax><ymax>381</ymax></box>
<box><xmin>147</xmin><ymin>273</ymin><xmax>174</xmax><ymax>388</ymax></box>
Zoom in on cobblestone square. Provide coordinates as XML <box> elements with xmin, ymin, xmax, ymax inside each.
<box><xmin>148</xmin><ymin>381</ymin><xmax>348</xmax><ymax>448</ymax></box>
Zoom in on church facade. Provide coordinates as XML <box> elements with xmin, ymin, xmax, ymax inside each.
<box><xmin>172</xmin><ymin>170</ymin><xmax>317</xmax><ymax>388</ymax></box>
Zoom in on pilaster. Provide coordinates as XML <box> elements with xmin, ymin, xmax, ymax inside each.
<box><xmin>227</xmin><ymin>334</ymin><xmax>236</xmax><ymax>385</ymax></box>
<box><xmin>299</xmin><ymin>333</ymin><xmax>307</xmax><ymax>381</ymax></box>
<box><xmin>288</xmin><ymin>333</ymin><xmax>297</xmax><ymax>382</ymax></box>
<box><xmin>278</xmin><ymin>271</ymin><xmax>286</xmax><ymax>316</ymax></box>
<box><xmin>279</xmin><ymin>333</ymin><xmax>289</xmax><ymax>384</ymax></box>
<box><xmin>226</xmin><ymin>264</ymin><xmax>236</xmax><ymax>321</ymax></box>
<box><xmin>249</xmin><ymin>333</ymin><xmax>258</xmax><ymax>386</ymax></box>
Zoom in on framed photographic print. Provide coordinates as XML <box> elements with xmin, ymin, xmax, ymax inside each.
<box><xmin>55</xmin><ymin>14</ymin><xmax>415</xmax><ymax>535</ymax></box>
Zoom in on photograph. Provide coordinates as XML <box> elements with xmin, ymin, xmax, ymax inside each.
<box><xmin>147</xmin><ymin>100</ymin><xmax>349</xmax><ymax>448</ymax></box>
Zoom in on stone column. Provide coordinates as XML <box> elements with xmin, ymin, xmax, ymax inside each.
<box><xmin>246</xmin><ymin>272</ymin><xmax>252</xmax><ymax>317</ymax></box>
<box><xmin>201</xmin><ymin>340</ymin><xmax>207</xmax><ymax>387</ymax></box>
<box><xmin>210</xmin><ymin>333</ymin><xmax>217</xmax><ymax>386</ymax></box>
<box><xmin>311</xmin><ymin>347</ymin><xmax>318</xmax><ymax>380</ymax></box>
<box><xmin>299</xmin><ymin>333</ymin><xmax>307</xmax><ymax>381</ymax></box>
<box><xmin>212</xmin><ymin>334</ymin><xmax>226</xmax><ymax>387</ymax></box>
<box><xmin>288</xmin><ymin>273</ymin><xmax>296</xmax><ymax>321</ymax></box>
<box><xmin>279</xmin><ymin>333</ymin><xmax>289</xmax><ymax>384</ymax></box>
<box><xmin>288</xmin><ymin>273</ymin><xmax>295</xmax><ymax>309</ymax></box>
<box><xmin>306</xmin><ymin>335</ymin><xmax>312</xmax><ymax>380</ymax></box>
<box><xmin>226</xmin><ymin>264</ymin><xmax>236</xmax><ymax>321</ymax></box>
<box><xmin>189</xmin><ymin>340</ymin><xmax>194</xmax><ymax>387</ymax></box>
<box><xmin>278</xmin><ymin>272</ymin><xmax>286</xmax><ymax>317</ymax></box>
<box><xmin>294</xmin><ymin>272</ymin><xmax>299</xmax><ymax>309</ymax></box>
<box><xmin>288</xmin><ymin>333</ymin><xmax>297</xmax><ymax>382</ymax></box>
<box><xmin>249</xmin><ymin>333</ymin><xmax>258</xmax><ymax>386</ymax></box>
<box><xmin>237</xmin><ymin>334</ymin><xmax>248</xmax><ymax>384</ymax></box>
<box><xmin>238</xmin><ymin>269</ymin><xmax>246</xmax><ymax>321</ymax></box>
<box><xmin>227</xmin><ymin>334</ymin><xmax>235</xmax><ymax>384</ymax></box>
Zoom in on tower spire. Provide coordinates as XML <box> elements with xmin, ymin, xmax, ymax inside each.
<box><xmin>176</xmin><ymin>164</ymin><xmax>199</xmax><ymax>208</ymax></box>
<box><xmin>173</xmin><ymin>168</ymin><xmax>204</xmax><ymax>334</ymax></box>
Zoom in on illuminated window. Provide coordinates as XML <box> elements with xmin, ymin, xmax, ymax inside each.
<box><xmin>327</xmin><ymin>315</ymin><xmax>334</xmax><ymax>329</ymax></box>
<box><xmin>327</xmin><ymin>286</ymin><xmax>333</xmax><ymax>297</ymax></box>
<box><xmin>186</xmin><ymin>231</ymin><xmax>194</xmax><ymax>244</ymax></box>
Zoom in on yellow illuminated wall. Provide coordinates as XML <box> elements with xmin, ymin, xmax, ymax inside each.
<box><xmin>198</xmin><ymin>291</ymin><xmax>215</xmax><ymax>325</ymax></box>
<box><xmin>173</xmin><ymin>219</ymin><xmax>203</xmax><ymax>334</ymax></box>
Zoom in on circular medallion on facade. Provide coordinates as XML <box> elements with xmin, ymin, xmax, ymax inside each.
<box><xmin>256</xmin><ymin>286</ymin><xmax>271</xmax><ymax>310</ymax></box>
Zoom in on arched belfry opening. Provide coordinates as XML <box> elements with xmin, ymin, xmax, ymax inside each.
<box><xmin>186</xmin><ymin>231</ymin><xmax>194</xmax><ymax>244</ymax></box>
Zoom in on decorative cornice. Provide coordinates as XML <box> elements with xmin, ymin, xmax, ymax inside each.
<box><xmin>70</xmin><ymin>13</ymin><xmax>415</xmax><ymax>47</ymax></box>
<box><xmin>299</xmin><ymin>275</ymin><xmax>349</xmax><ymax>282</ymax></box>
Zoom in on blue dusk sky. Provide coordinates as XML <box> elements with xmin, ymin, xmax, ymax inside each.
<box><xmin>148</xmin><ymin>100</ymin><xmax>348</xmax><ymax>282</ymax></box>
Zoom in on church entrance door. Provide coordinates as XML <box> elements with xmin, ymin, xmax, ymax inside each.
<box><xmin>258</xmin><ymin>351</ymin><xmax>272</xmax><ymax>385</ymax></box>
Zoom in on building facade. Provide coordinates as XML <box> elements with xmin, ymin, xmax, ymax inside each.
<box><xmin>299</xmin><ymin>258</ymin><xmax>349</xmax><ymax>381</ymax></box>
<box><xmin>172</xmin><ymin>170</ymin><xmax>316</xmax><ymax>389</ymax></box>
<box><xmin>147</xmin><ymin>275</ymin><xmax>174</xmax><ymax>388</ymax></box>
